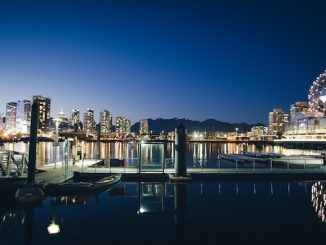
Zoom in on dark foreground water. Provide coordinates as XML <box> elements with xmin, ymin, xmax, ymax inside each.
<box><xmin>1</xmin><ymin>181</ymin><xmax>326</xmax><ymax>245</ymax></box>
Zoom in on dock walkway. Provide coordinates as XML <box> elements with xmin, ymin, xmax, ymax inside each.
<box><xmin>36</xmin><ymin>159</ymin><xmax>101</xmax><ymax>184</ymax></box>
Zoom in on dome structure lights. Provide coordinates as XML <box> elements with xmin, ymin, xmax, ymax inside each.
<box><xmin>308</xmin><ymin>71</ymin><xmax>326</xmax><ymax>114</ymax></box>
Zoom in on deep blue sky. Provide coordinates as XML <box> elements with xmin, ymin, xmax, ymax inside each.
<box><xmin>1</xmin><ymin>0</ymin><xmax>326</xmax><ymax>124</ymax></box>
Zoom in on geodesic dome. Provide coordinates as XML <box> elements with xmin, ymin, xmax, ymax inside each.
<box><xmin>308</xmin><ymin>71</ymin><xmax>326</xmax><ymax>114</ymax></box>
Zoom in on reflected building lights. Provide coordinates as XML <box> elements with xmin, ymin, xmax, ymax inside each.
<box><xmin>311</xmin><ymin>182</ymin><xmax>326</xmax><ymax>223</ymax></box>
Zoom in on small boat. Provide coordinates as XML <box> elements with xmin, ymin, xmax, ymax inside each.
<box><xmin>242</xmin><ymin>151</ymin><xmax>283</xmax><ymax>159</ymax></box>
<box><xmin>93</xmin><ymin>174</ymin><xmax>121</xmax><ymax>190</ymax></box>
<box><xmin>45</xmin><ymin>174</ymin><xmax>121</xmax><ymax>196</ymax></box>
<box><xmin>15</xmin><ymin>186</ymin><xmax>44</xmax><ymax>203</ymax></box>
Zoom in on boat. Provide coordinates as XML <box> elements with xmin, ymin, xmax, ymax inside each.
<box><xmin>45</xmin><ymin>174</ymin><xmax>122</xmax><ymax>196</ymax></box>
<box><xmin>242</xmin><ymin>151</ymin><xmax>283</xmax><ymax>159</ymax></box>
<box><xmin>93</xmin><ymin>174</ymin><xmax>121</xmax><ymax>190</ymax></box>
<box><xmin>15</xmin><ymin>186</ymin><xmax>44</xmax><ymax>203</ymax></box>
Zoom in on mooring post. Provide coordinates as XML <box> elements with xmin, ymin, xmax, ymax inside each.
<box><xmin>28</xmin><ymin>102</ymin><xmax>39</xmax><ymax>184</ymax></box>
<box><xmin>174</xmin><ymin>124</ymin><xmax>187</xmax><ymax>177</ymax></box>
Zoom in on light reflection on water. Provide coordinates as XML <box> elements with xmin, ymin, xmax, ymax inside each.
<box><xmin>0</xmin><ymin>181</ymin><xmax>326</xmax><ymax>245</ymax></box>
<box><xmin>1</xmin><ymin>141</ymin><xmax>325</xmax><ymax>167</ymax></box>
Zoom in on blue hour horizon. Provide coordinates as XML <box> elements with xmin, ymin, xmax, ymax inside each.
<box><xmin>1</xmin><ymin>0</ymin><xmax>326</xmax><ymax>124</ymax></box>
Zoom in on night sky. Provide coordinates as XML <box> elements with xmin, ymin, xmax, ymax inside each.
<box><xmin>1</xmin><ymin>0</ymin><xmax>326</xmax><ymax>124</ymax></box>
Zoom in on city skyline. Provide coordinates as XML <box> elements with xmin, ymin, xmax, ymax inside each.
<box><xmin>1</xmin><ymin>1</ymin><xmax>326</xmax><ymax>124</ymax></box>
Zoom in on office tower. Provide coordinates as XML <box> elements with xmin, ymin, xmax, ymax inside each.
<box><xmin>84</xmin><ymin>109</ymin><xmax>94</xmax><ymax>133</ymax></box>
<box><xmin>5</xmin><ymin>102</ymin><xmax>17</xmax><ymax>132</ymax></box>
<box><xmin>115</xmin><ymin>116</ymin><xmax>131</xmax><ymax>135</ymax></box>
<box><xmin>0</xmin><ymin>112</ymin><xmax>5</xmax><ymax>131</ymax></box>
<box><xmin>116</xmin><ymin>116</ymin><xmax>125</xmax><ymax>134</ymax></box>
<box><xmin>139</xmin><ymin>119</ymin><xmax>149</xmax><ymax>134</ymax></box>
<box><xmin>71</xmin><ymin>109</ymin><xmax>80</xmax><ymax>124</ymax></box>
<box><xmin>33</xmin><ymin>95</ymin><xmax>51</xmax><ymax>131</ymax></box>
<box><xmin>100</xmin><ymin>110</ymin><xmax>111</xmax><ymax>135</ymax></box>
<box><xmin>268</xmin><ymin>108</ymin><xmax>289</xmax><ymax>135</ymax></box>
<box><xmin>125</xmin><ymin>119</ymin><xmax>131</xmax><ymax>134</ymax></box>
<box><xmin>16</xmin><ymin>100</ymin><xmax>31</xmax><ymax>133</ymax></box>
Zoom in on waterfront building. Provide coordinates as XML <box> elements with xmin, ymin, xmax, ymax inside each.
<box><xmin>100</xmin><ymin>110</ymin><xmax>111</xmax><ymax>135</ymax></box>
<box><xmin>125</xmin><ymin>119</ymin><xmax>131</xmax><ymax>134</ymax></box>
<box><xmin>116</xmin><ymin>116</ymin><xmax>124</xmax><ymax>134</ymax></box>
<box><xmin>139</xmin><ymin>119</ymin><xmax>149</xmax><ymax>135</ymax></box>
<box><xmin>282</xmin><ymin>71</ymin><xmax>326</xmax><ymax>140</ymax></box>
<box><xmin>71</xmin><ymin>109</ymin><xmax>80</xmax><ymax>124</ymax></box>
<box><xmin>268</xmin><ymin>108</ymin><xmax>289</xmax><ymax>135</ymax></box>
<box><xmin>16</xmin><ymin>100</ymin><xmax>31</xmax><ymax>134</ymax></box>
<box><xmin>84</xmin><ymin>109</ymin><xmax>95</xmax><ymax>133</ymax></box>
<box><xmin>71</xmin><ymin>109</ymin><xmax>82</xmax><ymax>131</ymax></box>
<box><xmin>0</xmin><ymin>112</ymin><xmax>5</xmax><ymax>132</ymax></box>
<box><xmin>250</xmin><ymin>126</ymin><xmax>267</xmax><ymax>136</ymax></box>
<box><xmin>290</xmin><ymin>102</ymin><xmax>310</xmax><ymax>121</ymax></box>
<box><xmin>5</xmin><ymin>102</ymin><xmax>17</xmax><ymax>133</ymax></box>
<box><xmin>33</xmin><ymin>95</ymin><xmax>51</xmax><ymax>131</ymax></box>
<box><xmin>116</xmin><ymin>116</ymin><xmax>131</xmax><ymax>135</ymax></box>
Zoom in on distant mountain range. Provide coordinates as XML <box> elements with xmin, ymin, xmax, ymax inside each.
<box><xmin>131</xmin><ymin>118</ymin><xmax>263</xmax><ymax>133</ymax></box>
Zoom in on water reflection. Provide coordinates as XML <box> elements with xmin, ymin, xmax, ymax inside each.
<box><xmin>2</xmin><ymin>141</ymin><xmax>326</xmax><ymax>167</ymax></box>
<box><xmin>311</xmin><ymin>181</ymin><xmax>326</xmax><ymax>223</ymax></box>
<box><xmin>1</xmin><ymin>180</ymin><xmax>326</xmax><ymax>245</ymax></box>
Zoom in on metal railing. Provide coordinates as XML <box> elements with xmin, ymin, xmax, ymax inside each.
<box><xmin>0</xmin><ymin>150</ymin><xmax>28</xmax><ymax>177</ymax></box>
<box><xmin>75</xmin><ymin>156</ymin><xmax>326</xmax><ymax>175</ymax></box>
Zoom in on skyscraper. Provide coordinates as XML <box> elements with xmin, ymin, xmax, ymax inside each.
<box><xmin>5</xmin><ymin>102</ymin><xmax>17</xmax><ymax>132</ymax></box>
<box><xmin>0</xmin><ymin>112</ymin><xmax>5</xmax><ymax>132</ymax></box>
<box><xmin>139</xmin><ymin>119</ymin><xmax>149</xmax><ymax>134</ymax></box>
<box><xmin>115</xmin><ymin>116</ymin><xmax>131</xmax><ymax>135</ymax></box>
<box><xmin>100</xmin><ymin>110</ymin><xmax>111</xmax><ymax>135</ymax></box>
<box><xmin>16</xmin><ymin>100</ymin><xmax>31</xmax><ymax>133</ymax></box>
<box><xmin>71</xmin><ymin>109</ymin><xmax>80</xmax><ymax>124</ymax></box>
<box><xmin>125</xmin><ymin>119</ymin><xmax>131</xmax><ymax>135</ymax></box>
<box><xmin>33</xmin><ymin>95</ymin><xmax>51</xmax><ymax>131</ymax></box>
<box><xmin>84</xmin><ymin>109</ymin><xmax>94</xmax><ymax>133</ymax></box>
<box><xmin>115</xmin><ymin>116</ymin><xmax>125</xmax><ymax>134</ymax></box>
<box><xmin>268</xmin><ymin>108</ymin><xmax>289</xmax><ymax>135</ymax></box>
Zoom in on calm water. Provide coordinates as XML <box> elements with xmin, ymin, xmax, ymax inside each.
<box><xmin>1</xmin><ymin>181</ymin><xmax>326</xmax><ymax>245</ymax></box>
<box><xmin>1</xmin><ymin>141</ymin><xmax>324</xmax><ymax>167</ymax></box>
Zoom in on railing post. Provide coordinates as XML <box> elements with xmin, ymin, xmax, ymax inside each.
<box><xmin>236</xmin><ymin>160</ymin><xmax>238</xmax><ymax>173</ymax></box>
<box><xmin>253</xmin><ymin>159</ymin><xmax>255</xmax><ymax>173</ymax></box>
<box><xmin>287</xmin><ymin>159</ymin><xmax>289</xmax><ymax>172</ymax></box>
<box><xmin>270</xmin><ymin>159</ymin><xmax>272</xmax><ymax>172</ymax></box>
<box><xmin>304</xmin><ymin>159</ymin><xmax>306</xmax><ymax>173</ymax></box>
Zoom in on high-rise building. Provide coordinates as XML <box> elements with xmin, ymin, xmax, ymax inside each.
<box><xmin>115</xmin><ymin>116</ymin><xmax>131</xmax><ymax>135</ymax></box>
<box><xmin>71</xmin><ymin>109</ymin><xmax>80</xmax><ymax>124</ymax></box>
<box><xmin>33</xmin><ymin>95</ymin><xmax>51</xmax><ymax>131</ymax></box>
<box><xmin>290</xmin><ymin>102</ymin><xmax>310</xmax><ymax>121</ymax></box>
<box><xmin>16</xmin><ymin>100</ymin><xmax>31</xmax><ymax>133</ymax></box>
<box><xmin>0</xmin><ymin>112</ymin><xmax>5</xmax><ymax>132</ymax></box>
<box><xmin>139</xmin><ymin>119</ymin><xmax>149</xmax><ymax>134</ymax></box>
<box><xmin>116</xmin><ymin>116</ymin><xmax>125</xmax><ymax>134</ymax></box>
<box><xmin>268</xmin><ymin>108</ymin><xmax>289</xmax><ymax>135</ymax></box>
<box><xmin>125</xmin><ymin>119</ymin><xmax>131</xmax><ymax>135</ymax></box>
<box><xmin>84</xmin><ymin>109</ymin><xmax>94</xmax><ymax>133</ymax></box>
<box><xmin>5</xmin><ymin>102</ymin><xmax>17</xmax><ymax>133</ymax></box>
<box><xmin>100</xmin><ymin>110</ymin><xmax>111</xmax><ymax>135</ymax></box>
